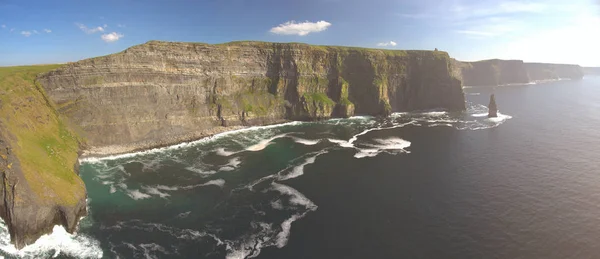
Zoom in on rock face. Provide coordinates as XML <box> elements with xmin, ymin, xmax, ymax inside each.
<box><xmin>38</xmin><ymin>41</ymin><xmax>465</xmax><ymax>155</ymax></box>
<box><xmin>488</xmin><ymin>94</ymin><xmax>498</xmax><ymax>118</ymax></box>
<box><xmin>0</xmin><ymin>66</ymin><xmax>87</xmax><ymax>249</ymax></box>
<box><xmin>460</xmin><ymin>59</ymin><xmax>530</xmax><ymax>86</ymax></box>
<box><xmin>525</xmin><ymin>63</ymin><xmax>584</xmax><ymax>81</ymax></box>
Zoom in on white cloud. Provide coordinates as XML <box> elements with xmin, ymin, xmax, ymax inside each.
<box><xmin>21</xmin><ymin>31</ymin><xmax>31</xmax><ymax>37</ymax></box>
<box><xmin>270</xmin><ymin>20</ymin><xmax>331</xmax><ymax>36</ymax></box>
<box><xmin>76</xmin><ymin>23</ymin><xmax>106</xmax><ymax>34</ymax></box>
<box><xmin>44</xmin><ymin>29</ymin><xmax>52</xmax><ymax>33</ymax></box>
<box><xmin>377</xmin><ymin>41</ymin><xmax>397</xmax><ymax>47</ymax></box>
<box><xmin>10</xmin><ymin>28</ymin><xmax>14</xmax><ymax>32</ymax></box>
<box><xmin>32</xmin><ymin>30</ymin><xmax>39</xmax><ymax>34</ymax></box>
<box><xmin>1</xmin><ymin>24</ymin><xmax>5</xmax><ymax>29</ymax></box>
<box><xmin>101</xmin><ymin>32</ymin><xmax>124</xmax><ymax>42</ymax></box>
<box><xmin>117</xmin><ymin>24</ymin><xmax>126</xmax><ymax>28</ymax></box>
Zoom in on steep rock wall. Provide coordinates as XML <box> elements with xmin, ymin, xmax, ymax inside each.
<box><xmin>38</xmin><ymin>41</ymin><xmax>465</xmax><ymax>156</ymax></box>
<box><xmin>525</xmin><ymin>63</ymin><xmax>584</xmax><ymax>81</ymax></box>
<box><xmin>0</xmin><ymin>66</ymin><xmax>87</xmax><ymax>249</ymax></box>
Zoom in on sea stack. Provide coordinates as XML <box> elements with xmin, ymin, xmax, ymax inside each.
<box><xmin>488</xmin><ymin>94</ymin><xmax>498</xmax><ymax>118</ymax></box>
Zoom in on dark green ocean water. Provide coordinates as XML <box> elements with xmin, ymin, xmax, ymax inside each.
<box><xmin>2</xmin><ymin>77</ymin><xmax>600</xmax><ymax>258</ymax></box>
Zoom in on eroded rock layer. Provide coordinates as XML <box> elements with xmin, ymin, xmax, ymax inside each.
<box><xmin>38</xmin><ymin>41</ymin><xmax>465</xmax><ymax>155</ymax></box>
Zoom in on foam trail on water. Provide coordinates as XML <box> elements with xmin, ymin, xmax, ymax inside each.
<box><xmin>278</xmin><ymin>151</ymin><xmax>327</xmax><ymax>181</ymax></box>
<box><xmin>291</xmin><ymin>137</ymin><xmax>320</xmax><ymax>146</ymax></box>
<box><xmin>215</xmin><ymin>148</ymin><xmax>235</xmax><ymax>157</ymax></box>
<box><xmin>270</xmin><ymin>183</ymin><xmax>317</xmax><ymax>209</ymax></box>
<box><xmin>0</xmin><ymin>220</ymin><xmax>103</xmax><ymax>259</ymax></box>
<box><xmin>246</xmin><ymin>134</ymin><xmax>288</xmax><ymax>152</ymax></box>
<box><xmin>127</xmin><ymin>189</ymin><xmax>151</xmax><ymax>200</ymax></box>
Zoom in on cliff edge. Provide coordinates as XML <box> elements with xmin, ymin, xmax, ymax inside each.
<box><xmin>38</xmin><ymin>41</ymin><xmax>465</xmax><ymax>156</ymax></box>
<box><xmin>0</xmin><ymin>66</ymin><xmax>87</xmax><ymax>249</ymax></box>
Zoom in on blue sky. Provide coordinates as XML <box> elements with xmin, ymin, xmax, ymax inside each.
<box><xmin>1</xmin><ymin>0</ymin><xmax>599</xmax><ymax>66</ymax></box>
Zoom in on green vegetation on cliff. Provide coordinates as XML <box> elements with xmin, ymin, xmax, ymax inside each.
<box><xmin>0</xmin><ymin>65</ymin><xmax>85</xmax><ymax>205</ymax></box>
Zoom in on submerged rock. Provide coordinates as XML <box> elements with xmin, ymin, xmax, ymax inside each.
<box><xmin>488</xmin><ymin>94</ymin><xmax>498</xmax><ymax>118</ymax></box>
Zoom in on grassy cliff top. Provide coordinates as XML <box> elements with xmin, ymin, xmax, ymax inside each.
<box><xmin>0</xmin><ymin>65</ymin><xmax>85</xmax><ymax>205</ymax></box>
<box><xmin>133</xmin><ymin>40</ymin><xmax>450</xmax><ymax>58</ymax></box>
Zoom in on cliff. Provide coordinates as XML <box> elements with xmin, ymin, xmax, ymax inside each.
<box><xmin>458</xmin><ymin>59</ymin><xmax>585</xmax><ymax>86</ymax></box>
<box><xmin>525</xmin><ymin>63</ymin><xmax>584</xmax><ymax>81</ymax></box>
<box><xmin>459</xmin><ymin>59</ymin><xmax>530</xmax><ymax>86</ymax></box>
<box><xmin>583</xmin><ymin>67</ymin><xmax>600</xmax><ymax>75</ymax></box>
<box><xmin>37</xmin><ymin>41</ymin><xmax>465</xmax><ymax>156</ymax></box>
<box><xmin>0</xmin><ymin>66</ymin><xmax>87</xmax><ymax>249</ymax></box>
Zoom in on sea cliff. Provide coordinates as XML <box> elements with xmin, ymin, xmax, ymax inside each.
<box><xmin>0</xmin><ymin>66</ymin><xmax>87</xmax><ymax>249</ymax></box>
<box><xmin>458</xmin><ymin>59</ymin><xmax>584</xmax><ymax>86</ymax></box>
<box><xmin>37</xmin><ymin>41</ymin><xmax>465</xmax><ymax>156</ymax></box>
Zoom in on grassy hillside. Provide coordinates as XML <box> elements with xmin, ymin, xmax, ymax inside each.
<box><xmin>0</xmin><ymin>65</ymin><xmax>84</xmax><ymax>205</ymax></box>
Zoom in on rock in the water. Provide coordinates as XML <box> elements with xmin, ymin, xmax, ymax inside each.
<box><xmin>488</xmin><ymin>94</ymin><xmax>498</xmax><ymax>118</ymax></box>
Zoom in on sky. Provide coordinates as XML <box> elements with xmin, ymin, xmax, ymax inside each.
<box><xmin>1</xmin><ymin>0</ymin><xmax>599</xmax><ymax>66</ymax></box>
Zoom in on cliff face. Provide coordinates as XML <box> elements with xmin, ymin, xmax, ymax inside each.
<box><xmin>458</xmin><ymin>59</ymin><xmax>585</xmax><ymax>86</ymax></box>
<box><xmin>525</xmin><ymin>63</ymin><xmax>584</xmax><ymax>81</ymax></box>
<box><xmin>0</xmin><ymin>66</ymin><xmax>87</xmax><ymax>249</ymax></box>
<box><xmin>38</xmin><ymin>41</ymin><xmax>465</xmax><ymax>155</ymax></box>
<box><xmin>583</xmin><ymin>67</ymin><xmax>600</xmax><ymax>75</ymax></box>
<box><xmin>459</xmin><ymin>59</ymin><xmax>530</xmax><ymax>86</ymax></box>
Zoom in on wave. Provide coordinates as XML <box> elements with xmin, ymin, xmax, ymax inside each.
<box><xmin>0</xmin><ymin>220</ymin><xmax>103</xmax><ymax>259</ymax></box>
<box><xmin>277</xmin><ymin>151</ymin><xmax>327</xmax><ymax>181</ymax></box>
<box><xmin>246</xmin><ymin>134</ymin><xmax>288</xmax><ymax>152</ymax></box>
<box><xmin>291</xmin><ymin>137</ymin><xmax>320</xmax><ymax>146</ymax></box>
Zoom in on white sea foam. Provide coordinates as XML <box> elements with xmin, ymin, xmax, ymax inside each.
<box><xmin>181</xmin><ymin>179</ymin><xmax>226</xmax><ymax>189</ymax></box>
<box><xmin>270</xmin><ymin>183</ymin><xmax>317</xmax><ymax>209</ymax></box>
<box><xmin>219</xmin><ymin>166</ymin><xmax>235</xmax><ymax>172</ymax></box>
<box><xmin>127</xmin><ymin>189</ymin><xmax>151</xmax><ymax>200</ymax></box>
<box><xmin>142</xmin><ymin>186</ymin><xmax>170</xmax><ymax>198</ymax></box>
<box><xmin>185</xmin><ymin>166</ymin><xmax>217</xmax><ymax>176</ymax></box>
<box><xmin>275</xmin><ymin>214</ymin><xmax>303</xmax><ymax>248</ymax></box>
<box><xmin>471</xmin><ymin>113</ymin><xmax>489</xmax><ymax>117</ymax></box>
<box><xmin>270</xmin><ymin>200</ymin><xmax>284</xmax><ymax>210</ymax></box>
<box><xmin>354</xmin><ymin>137</ymin><xmax>411</xmax><ymax>158</ymax></box>
<box><xmin>215</xmin><ymin>148</ymin><xmax>235</xmax><ymax>156</ymax></box>
<box><xmin>354</xmin><ymin>148</ymin><xmax>380</xmax><ymax>158</ymax></box>
<box><xmin>0</xmin><ymin>221</ymin><xmax>103</xmax><ymax>259</ymax></box>
<box><xmin>278</xmin><ymin>151</ymin><xmax>326</xmax><ymax>181</ymax></box>
<box><xmin>291</xmin><ymin>137</ymin><xmax>320</xmax><ymax>145</ymax></box>
<box><xmin>245</xmin><ymin>134</ymin><xmax>288</xmax><ymax>151</ymax></box>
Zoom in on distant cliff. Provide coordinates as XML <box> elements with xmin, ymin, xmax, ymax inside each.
<box><xmin>38</xmin><ymin>41</ymin><xmax>465</xmax><ymax>155</ymax></box>
<box><xmin>458</xmin><ymin>59</ymin><xmax>584</xmax><ymax>86</ymax></box>
<box><xmin>525</xmin><ymin>63</ymin><xmax>584</xmax><ymax>81</ymax></box>
<box><xmin>459</xmin><ymin>59</ymin><xmax>529</xmax><ymax>86</ymax></box>
<box><xmin>583</xmin><ymin>67</ymin><xmax>600</xmax><ymax>75</ymax></box>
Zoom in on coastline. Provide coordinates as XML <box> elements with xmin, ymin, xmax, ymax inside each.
<box><xmin>79</xmin><ymin>119</ymin><xmax>295</xmax><ymax>161</ymax></box>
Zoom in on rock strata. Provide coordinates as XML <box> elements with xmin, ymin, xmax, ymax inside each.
<box><xmin>38</xmin><ymin>41</ymin><xmax>466</xmax><ymax>156</ymax></box>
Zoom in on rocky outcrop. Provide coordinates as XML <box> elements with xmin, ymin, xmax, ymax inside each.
<box><xmin>459</xmin><ymin>59</ymin><xmax>530</xmax><ymax>86</ymax></box>
<box><xmin>38</xmin><ymin>41</ymin><xmax>465</xmax><ymax>156</ymax></box>
<box><xmin>525</xmin><ymin>63</ymin><xmax>584</xmax><ymax>81</ymax></box>
<box><xmin>0</xmin><ymin>66</ymin><xmax>87</xmax><ymax>249</ymax></box>
<box><xmin>488</xmin><ymin>94</ymin><xmax>497</xmax><ymax>118</ymax></box>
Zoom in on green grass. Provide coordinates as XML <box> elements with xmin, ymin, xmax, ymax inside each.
<box><xmin>303</xmin><ymin>92</ymin><xmax>335</xmax><ymax>106</ymax></box>
<box><xmin>0</xmin><ymin>65</ymin><xmax>85</xmax><ymax>205</ymax></box>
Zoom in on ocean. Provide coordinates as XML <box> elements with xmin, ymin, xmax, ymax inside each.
<box><xmin>1</xmin><ymin>76</ymin><xmax>600</xmax><ymax>258</ymax></box>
